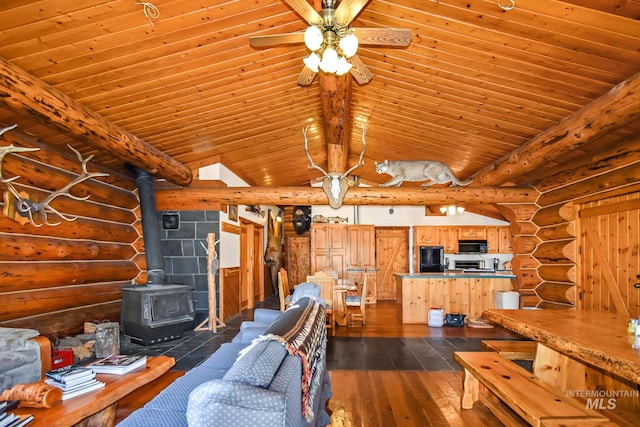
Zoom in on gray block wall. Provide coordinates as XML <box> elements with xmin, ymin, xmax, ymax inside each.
<box><xmin>158</xmin><ymin>210</ymin><xmax>220</xmax><ymax>314</ymax></box>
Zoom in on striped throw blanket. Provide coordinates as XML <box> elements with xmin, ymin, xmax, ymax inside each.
<box><xmin>254</xmin><ymin>297</ymin><xmax>327</xmax><ymax>421</ymax></box>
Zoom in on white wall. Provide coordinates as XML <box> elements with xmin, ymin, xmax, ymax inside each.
<box><xmin>198</xmin><ymin>163</ymin><xmax>512</xmax><ymax>270</ymax></box>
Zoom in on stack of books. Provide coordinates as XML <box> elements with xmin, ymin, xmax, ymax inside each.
<box><xmin>87</xmin><ymin>354</ymin><xmax>147</xmax><ymax>375</ymax></box>
<box><xmin>45</xmin><ymin>367</ymin><xmax>105</xmax><ymax>400</ymax></box>
<box><xmin>0</xmin><ymin>401</ymin><xmax>33</xmax><ymax>427</ymax></box>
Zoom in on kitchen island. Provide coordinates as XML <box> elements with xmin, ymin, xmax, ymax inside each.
<box><xmin>395</xmin><ymin>271</ymin><xmax>516</xmax><ymax>324</ymax></box>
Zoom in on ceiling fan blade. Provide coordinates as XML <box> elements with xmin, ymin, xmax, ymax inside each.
<box><xmin>284</xmin><ymin>0</ymin><xmax>323</xmax><ymax>25</ymax></box>
<box><xmin>297</xmin><ymin>66</ymin><xmax>317</xmax><ymax>86</ymax></box>
<box><xmin>334</xmin><ymin>0</ymin><xmax>371</xmax><ymax>25</ymax></box>
<box><xmin>349</xmin><ymin>55</ymin><xmax>373</xmax><ymax>85</ymax></box>
<box><xmin>249</xmin><ymin>32</ymin><xmax>305</xmax><ymax>48</ymax></box>
<box><xmin>353</xmin><ymin>27</ymin><xmax>412</xmax><ymax>47</ymax></box>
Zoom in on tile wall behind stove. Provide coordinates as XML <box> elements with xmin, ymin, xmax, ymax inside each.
<box><xmin>158</xmin><ymin>210</ymin><xmax>220</xmax><ymax>314</ymax></box>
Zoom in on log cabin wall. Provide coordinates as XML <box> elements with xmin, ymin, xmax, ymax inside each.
<box><xmin>0</xmin><ymin>131</ymin><xmax>141</xmax><ymax>339</ymax></box>
<box><xmin>506</xmin><ymin>136</ymin><xmax>640</xmax><ymax>311</ymax></box>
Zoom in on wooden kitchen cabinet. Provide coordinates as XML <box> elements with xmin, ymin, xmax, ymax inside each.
<box><xmin>311</xmin><ymin>224</ymin><xmax>376</xmax><ymax>302</ymax></box>
<box><xmin>347</xmin><ymin>225</ymin><xmax>376</xmax><ymax>269</ymax></box>
<box><xmin>414</xmin><ymin>226</ymin><xmax>440</xmax><ymax>247</ymax></box>
<box><xmin>499</xmin><ymin>227</ymin><xmax>513</xmax><ymax>252</ymax></box>
<box><xmin>486</xmin><ymin>227</ymin><xmax>500</xmax><ymax>253</ymax></box>
<box><xmin>310</xmin><ymin>224</ymin><xmax>347</xmax><ymax>277</ymax></box>
<box><xmin>458</xmin><ymin>227</ymin><xmax>487</xmax><ymax>239</ymax></box>
<box><xmin>440</xmin><ymin>227</ymin><xmax>458</xmax><ymax>254</ymax></box>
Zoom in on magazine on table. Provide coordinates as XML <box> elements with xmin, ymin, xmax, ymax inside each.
<box><xmin>87</xmin><ymin>354</ymin><xmax>147</xmax><ymax>375</ymax></box>
<box><xmin>45</xmin><ymin>366</ymin><xmax>94</xmax><ymax>383</ymax></box>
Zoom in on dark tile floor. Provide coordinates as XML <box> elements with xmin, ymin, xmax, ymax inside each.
<box><xmin>120</xmin><ymin>296</ymin><xmax>530</xmax><ymax>372</ymax></box>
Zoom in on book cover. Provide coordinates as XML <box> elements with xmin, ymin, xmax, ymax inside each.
<box><xmin>45</xmin><ymin>366</ymin><xmax>94</xmax><ymax>382</ymax></box>
<box><xmin>88</xmin><ymin>355</ymin><xmax>147</xmax><ymax>375</ymax></box>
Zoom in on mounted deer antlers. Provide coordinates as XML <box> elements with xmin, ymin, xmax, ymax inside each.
<box><xmin>0</xmin><ymin>124</ymin><xmax>108</xmax><ymax>226</ymax></box>
<box><xmin>303</xmin><ymin>126</ymin><xmax>366</xmax><ymax>208</ymax></box>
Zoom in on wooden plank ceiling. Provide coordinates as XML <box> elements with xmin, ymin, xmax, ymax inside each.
<box><xmin>0</xmin><ymin>0</ymin><xmax>639</xmax><ymax>190</ymax></box>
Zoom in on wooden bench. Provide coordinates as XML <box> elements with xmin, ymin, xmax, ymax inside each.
<box><xmin>454</xmin><ymin>351</ymin><xmax>611</xmax><ymax>427</ymax></box>
<box><xmin>481</xmin><ymin>339</ymin><xmax>537</xmax><ymax>361</ymax></box>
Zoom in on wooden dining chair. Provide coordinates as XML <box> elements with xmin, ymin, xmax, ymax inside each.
<box><xmin>277</xmin><ymin>268</ymin><xmax>292</xmax><ymax>311</ymax></box>
<box><xmin>306</xmin><ymin>271</ymin><xmax>336</xmax><ymax>335</ymax></box>
<box><xmin>345</xmin><ymin>274</ymin><xmax>367</xmax><ymax>325</ymax></box>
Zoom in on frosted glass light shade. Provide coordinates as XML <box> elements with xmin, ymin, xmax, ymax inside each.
<box><xmin>304</xmin><ymin>26</ymin><xmax>323</xmax><ymax>51</ymax></box>
<box><xmin>303</xmin><ymin>53</ymin><xmax>321</xmax><ymax>72</ymax></box>
<box><xmin>319</xmin><ymin>47</ymin><xmax>339</xmax><ymax>73</ymax></box>
<box><xmin>335</xmin><ymin>56</ymin><xmax>352</xmax><ymax>75</ymax></box>
<box><xmin>339</xmin><ymin>33</ymin><xmax>358</xmax><ymax>58</ymax></box>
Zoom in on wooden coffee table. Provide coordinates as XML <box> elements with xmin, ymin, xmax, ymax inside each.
<box><xmin>13</xmin><ymin>355</ymin><xmax>175</xmax><ymax>427</ymax></box>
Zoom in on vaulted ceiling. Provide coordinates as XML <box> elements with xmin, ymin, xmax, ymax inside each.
<box><xmin>0</xmin><ymin>0</ymin><xmax>639</xmax><ymax>192</ymax></box>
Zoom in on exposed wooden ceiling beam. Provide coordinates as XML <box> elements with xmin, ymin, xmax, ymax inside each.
<box><xmin>155</xmin><ymin>185</ymin><xmax>537</xmax><ymax>208</ymax></box>
<box><xmin>319</xmin><ymin>72</ymin><xmax>352</xmax><ymax>173</ymax></box>
<box><xmin>0</xmin><ymin>56</ymin><xmax>193</xmax><ymax>187</ymax></box>
<box><xmin>472</xmin><ymin>71</ymin><xmax>640</xmax><ymax>187</ymax></box>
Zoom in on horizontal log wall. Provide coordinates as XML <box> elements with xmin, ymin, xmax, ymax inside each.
<box><xmin>0</xmin><ymin>132</ymin><xmax>140</xmax><ymax>339</ymax></box>
<box><xmin>510</xmin><ymin>135</ymin><xmax>640</xmax><ymax>309</ymax></box>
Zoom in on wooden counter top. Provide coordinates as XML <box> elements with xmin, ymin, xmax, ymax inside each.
<box><xmin>483</xmin><ymin>309</ymin><xmax>640</xmax><ymax>385</ymax></box>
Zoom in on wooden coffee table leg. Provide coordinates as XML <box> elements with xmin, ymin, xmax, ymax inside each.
<box><xmin>75</xmin><ymin>402</ymin><xmax>117</xmax><ymax>427</ymax></box>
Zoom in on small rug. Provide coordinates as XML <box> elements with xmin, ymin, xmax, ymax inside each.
<box><xmin>466</xmin><ymin>318</ymin><xmax>494</xmax><ymax>328</ymax></box>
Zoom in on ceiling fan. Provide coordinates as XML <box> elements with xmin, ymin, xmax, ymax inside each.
<box><xmin>249</xmin><ymin>0</ymin><xmax>412</xmax><ymax>86</ymax></box>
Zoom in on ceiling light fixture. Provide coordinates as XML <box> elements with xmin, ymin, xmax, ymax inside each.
<box><xmin>440</xmin><ymin>205</ymin><xmax>465</xmax><ymax>216</ymax></box>
<box><xmin>303</xmin><ymin>0</ymin><xmax>358</xmax><ymax>76</ymax></box>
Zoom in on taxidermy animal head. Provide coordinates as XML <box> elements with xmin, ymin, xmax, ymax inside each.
<box><xmin>303</xmin><ymin>126</ymin><xmax>366</xmax><ymax>208</ymax></box>
<box><xmin>375</xmin><ymin>159</ymin><xmax>472</xmax><ymax>188</ymax></box>
<box><xmin>292</xmin><ymin>206</ymin><xmax>311</xmax><ymax>234</ymax></box>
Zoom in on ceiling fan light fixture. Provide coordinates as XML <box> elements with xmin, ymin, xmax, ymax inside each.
<box><xmin>319</xmin><ymin>47</ymin><xmax>339</xmax><ymax>73</ymax></box>
<box><xmin>304</xmin><ymin>25</ymin><xmax>323</xmax><ymax>51</ymax></box>
<box><xmin>339</xmin><ymin>33</ymin><xmax>358</xmax><ymax>58</ymax></box>
<box><xmin>303</xmin><ymin>52</ymin><xmax>321</xmax><ymax>72</ymax></box>
<box><xmin>335</xmin><ymin>56</ymin><xmax>352</xmax><ymax>75</ymax></box>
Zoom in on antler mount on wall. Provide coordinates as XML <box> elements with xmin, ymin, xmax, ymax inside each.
<box><xmin>0</xmin><ymin>124</ymin><xmax>108</xmax><ymax>226</ymax></box>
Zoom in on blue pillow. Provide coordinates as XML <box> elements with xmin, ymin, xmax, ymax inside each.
<box><xmin>223</xmin><ymin>340</ymin><xmax>287</xmax><ymax>388</ymax></box>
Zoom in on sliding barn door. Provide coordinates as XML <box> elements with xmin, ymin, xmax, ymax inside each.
<box><xmin>375</xmin><ymin>227</ymin><xmax>409</xmax><ymax>300</ymax></box>
<box><xmin>578</xmin><ymin>194</ymin><xmax>640</xmax><ymax>317</ymax></box>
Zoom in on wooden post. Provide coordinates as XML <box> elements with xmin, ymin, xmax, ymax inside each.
<box><xmin>194</xmin><ymin>233</ymin><xmax>225</xmax><ymax>332</ymax></box>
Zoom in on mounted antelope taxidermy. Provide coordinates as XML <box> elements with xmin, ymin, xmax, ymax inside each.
<box><xmin>303</xmin><ymin>126</ymin><xmax>366</xmax><ymax>209</ymax></box>
<box><xmin>0</xmin><ymin>124</ymin><xmax>108</xmax><ymax>226</ymax></box>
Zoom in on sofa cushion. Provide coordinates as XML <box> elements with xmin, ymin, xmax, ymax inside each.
<box><xmin>198</xmin><ymin>342</ymin><xmax>246</xmax><ymax>370</ymax></box>
<box><xmin>223</xmin><ymin>340</ymin><xmax>287</xmax><ymax>388</ymax></box>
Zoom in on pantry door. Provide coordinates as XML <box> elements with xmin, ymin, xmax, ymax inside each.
<box><xmin>375</xmin><ymin>227</ymin><xmax>409</xmax><ymax>300</ymax></box>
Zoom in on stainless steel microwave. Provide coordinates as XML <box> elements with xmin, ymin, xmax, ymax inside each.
<box><xmin>458</xmin><ymin>240</ymin><xmax>488</xmax><ymax>254</ymax></box>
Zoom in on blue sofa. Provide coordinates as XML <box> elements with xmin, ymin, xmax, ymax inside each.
<box><xmin>117</xmin><ymin>297</ymin><xmax>332</xmax><ymax>427</ymax></box>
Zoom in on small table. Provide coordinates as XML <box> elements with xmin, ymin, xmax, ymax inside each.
<box><xmin>333</xmin><ymin>280</ymin><xmax>357</xmax><ymax>326</ymax></box>
<box><xmin>14</xmin><ymin>355</ymin><xmax>175</xmax><ymax>427</ymax></box>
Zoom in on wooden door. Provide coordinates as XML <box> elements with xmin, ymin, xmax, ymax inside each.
<box><xmin>578</xmin><ymin>196</ymin><xmax>640</xmax><ymax>317</ymax></box>
<box><xmin>375</xmin><ymin>227</ymin><xmax>409</xmax><ymax>301</ymax></box>
<box><xmin>287</xmin><ymin>236</ymin><xmax>311</xmax><ymax>287</ymax></box>
<box><xmin>239</xmin><ymin>219</ymin><xmax>264</xmax><ymax>310</ymax></box>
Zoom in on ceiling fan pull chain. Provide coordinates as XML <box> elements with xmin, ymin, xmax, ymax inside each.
<box><xmin>498</xmin><ymin>0</ymin><xmax>515</xmax><ymax>11</ymax></box>
<box><xmin>136</xmin><ymin>2</ymin><xmax>160</xmax><ymax>27</ymax></box>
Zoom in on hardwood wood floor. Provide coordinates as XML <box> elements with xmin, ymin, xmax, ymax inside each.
<box><xmin>116</xmin><ymin>301</ymin><xmax>515</xmax><ymax>426</ymax></box>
